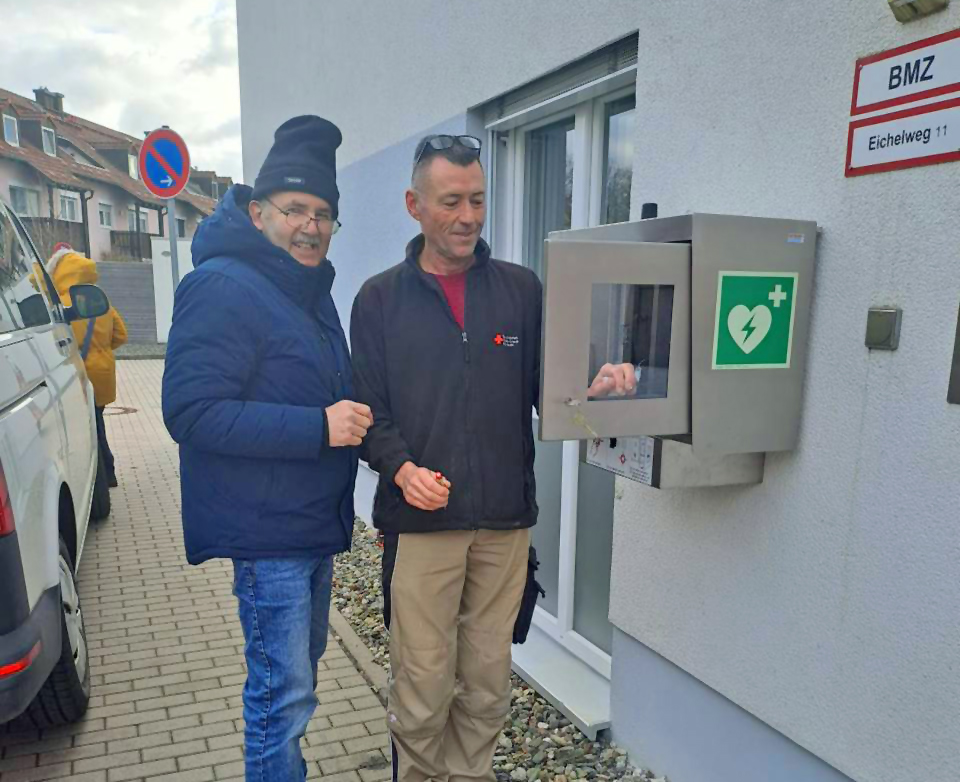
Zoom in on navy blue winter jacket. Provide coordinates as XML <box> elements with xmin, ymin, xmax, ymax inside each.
<box><xmin>162</xmin><ymin>185</ymin><xmax>357</xmax><ymax>565</ymax></box>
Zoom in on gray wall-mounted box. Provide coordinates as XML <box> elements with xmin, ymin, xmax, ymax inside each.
<box><xmin>539</xmin><ymin>213</ymin><xmax>817</xmax><ymax>456</ymax></box>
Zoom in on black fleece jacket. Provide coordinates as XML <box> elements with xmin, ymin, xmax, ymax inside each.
<box><xmin>350</xmin><ymin>235</ymin><xmax>542</xmax><ymax>534</ymax></box>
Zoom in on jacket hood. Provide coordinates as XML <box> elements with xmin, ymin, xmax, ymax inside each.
<box><xmin>46</xmin><ymin>246</ymin><xmax>73</xmax><ymax>276</ymax></box>
<box><xmin>49</xmin><ymin>251</ymin><xmax>98</xmax><ymax>297</ymax></box>
<box><xmin>192</xmin><ymin>184</ymin><xmax>335</xmax><ymax>307</ymax></box>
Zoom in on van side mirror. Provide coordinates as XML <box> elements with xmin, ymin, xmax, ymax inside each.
<box><xmin>66</xmin><ymin>284</ymin><xmax>110</xmax><ymax>322</ymax></box>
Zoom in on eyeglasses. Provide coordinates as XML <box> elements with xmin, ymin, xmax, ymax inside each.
<box><xmin>414</xmin><ymin>135</ymin><xmax>482</xmax><ymax>166</ymax></box>
<box><xmin>263</xmin><ymin>196</ymin><xmax>341</xmax><ymax>234</ymax></box>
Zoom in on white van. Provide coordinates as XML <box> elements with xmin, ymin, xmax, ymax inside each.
<box><xmin>0</xmin><ymin>196</ymin><xmax>111</xmax><ymax>727</ymax></box>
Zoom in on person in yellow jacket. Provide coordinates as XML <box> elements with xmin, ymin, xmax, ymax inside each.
<box><xmin>47</xmin><ymin>243</ymin><xmax>128</xmax><ymax>487</ymax></box>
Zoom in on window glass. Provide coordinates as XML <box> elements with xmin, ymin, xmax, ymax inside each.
<box><xmin>3</xmin><ymin>115</ymin><xmax>19</xmax><ymax>146</ymax></box>
<box><xmin>523</xmin><ymin>117</ymin><xmax>575</xmax><ymax>279</ymax></box>
<box><xmin>588</xmin><ymin>283</ymin><xmax>674</xmax><ymax>400</ymax></box>
<box><xmin>10</xmin><ymin>186</ymin><xmax>40</xmax><ymax>217</ymax></box>
<box><xmin>573</xmin><ymin>458</ymin><xmax>614</xmax><ymax>653</ymax></box>
<box><xmin>42</xmin><ymin>127</ymin><xmax>57</xmax><ymax>156</ymax></box>
<box><xmin>59</xmin><ymin>194</ymin><xmax>80</xmax><ymax>222</ymax></box>
<box><xmin>176</xmin><ymin>218</ymin><xmax>186</xmax><ymax>238</ymax></box>
<box><xmin>529</xmin><ymin>436</ymin><xmax>563</xmax><ymax>616</ymax></box>
<box><xmin>600</xmin><ymin>96</ymin><xmax>636</xmax><ymax>225</ymax></box>
<box><xmin>0</xmin><ymin>205</ymin><xmax>51</xmax><ymax>333</ymax></box>
<box><xmin>127</xmin><ymin>209</ymin><xmax>148</xmax><ymax>233</ymax></box>
<box><xmin>128</xmin><ymin>154</ymin><xmax>138</xmax><ymax>179</ymax></box>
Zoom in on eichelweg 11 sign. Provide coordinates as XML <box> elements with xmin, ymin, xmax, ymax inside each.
<box><xmin>846</xmin><ymin>96</ymin><xmax>960</xmax><ymax>177</ymax></box>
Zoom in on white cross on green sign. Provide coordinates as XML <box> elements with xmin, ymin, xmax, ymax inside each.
<box><xmin>712</xmin><ymin>271</ymin><xmax>799</xmax><ymax>370</ymax></box>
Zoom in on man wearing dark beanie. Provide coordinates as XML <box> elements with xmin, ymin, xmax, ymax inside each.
<box><xmin>163</xmin><ymin>115</ymin><xmax>373</xmax><ymax>781</ymax></box>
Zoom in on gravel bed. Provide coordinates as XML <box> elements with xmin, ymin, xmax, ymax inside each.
<box><xmin>333</xmin><ymin>523</ymin><xmax>664</xmax><ymax>782</ymax></box>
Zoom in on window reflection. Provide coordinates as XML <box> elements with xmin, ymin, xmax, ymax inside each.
<box><xmin>601</xmin><ymin>96</ymin><xmax>636</xmax><ymax>225</ymax></box>
<box><xmin>588</xmin><ymin>283</ymin><xmax>673</xmax><ymax>400</ymax></box>
<box><xmin>524</xmin><ymin>118</ymin><xmax>575</xmax><ymax>279</ymax></box>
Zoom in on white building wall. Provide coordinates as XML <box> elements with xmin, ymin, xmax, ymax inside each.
<box><xmin>237</xmin><ymin>3</ymin><xmax>960</xmax><ymax>781</ymax></box>
<box><xmin>608</xmin><ymin>5</ymin><xmax>960</xmax><ymax>782</ymax></box>
<box><xmin>87</xmin><ymin>184</ymin><xmax>122</xmax><ymax>261</ymax></box>
<box><xmin>236</xmin><ymin>0</ymin><xmax>639</xmax><ymax>175</ymax></box>
<box><xmin>85</xmin><ymin>186</ymin><xmax>161</xmax><ymax>262</ymax></box>
<box><xmin>173</xmin><ymin>200</ymin><xmax>201</xmax><ymax>240</ymax></box>
<box><xmin>0</xmin><ymin>160</ymin><xmax>48</xmax><ymax>216</ymax></box>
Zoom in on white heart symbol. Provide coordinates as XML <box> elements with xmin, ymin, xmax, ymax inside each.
<box><xmin>727</xmin><ymin>305</ymin><xmax>772</xmax><ymax>354</ymax></box>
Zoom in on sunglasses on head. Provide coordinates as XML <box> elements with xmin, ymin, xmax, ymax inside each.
<box><xmin>414</xmin><ymin>135</ymin><xmax>482</xmax><ymax>166</ymax></box>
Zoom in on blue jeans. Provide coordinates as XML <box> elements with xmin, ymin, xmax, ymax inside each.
<box><xmin>232</xmin><ymin>556</ymin><xmax>335</xmax><ymax>782</ymax></box>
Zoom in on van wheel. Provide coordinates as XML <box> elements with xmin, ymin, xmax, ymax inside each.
<box><xmin>90</xmin><ymin>444</ymin><xmax>111</xmax><ymax>521</ymax></box>
<box><xmin>17</xmin><ymin>538</ymin><xmax>90</xmax><ymax>728</ymax></box>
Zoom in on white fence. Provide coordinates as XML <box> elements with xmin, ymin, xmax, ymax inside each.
<box><xmin>150</xmin><ymin>238</ymin><xmax>194</xmax><ymax>343</ymax></box>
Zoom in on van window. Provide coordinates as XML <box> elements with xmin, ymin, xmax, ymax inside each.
<box><xmin>0</xmin><ymin>204</ymin><xmax>51</xmax><ymax>333</ymax></box>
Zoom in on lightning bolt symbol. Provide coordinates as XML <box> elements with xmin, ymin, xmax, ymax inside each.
<box><xmin>741</xmin><ymin>314</ymin><xmax>757</xmax><ymax>343</ymax></box>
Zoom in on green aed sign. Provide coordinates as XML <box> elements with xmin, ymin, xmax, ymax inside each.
<box><xmin>712</xmin><ymin>271</ymin><xmax>799</xmax><ymax>370</ymax></box>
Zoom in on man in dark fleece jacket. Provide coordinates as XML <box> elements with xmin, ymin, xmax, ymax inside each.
<box><xmin>162</xmin><ymin>116</ymin><xmax>372</xmax><ymax>782</ymax></box>
<box><xmin>351</xmin><ymin>136</ymin><xmax>635</xmax><ymax>782</ymax></box>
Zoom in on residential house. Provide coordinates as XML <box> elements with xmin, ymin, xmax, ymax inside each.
<box><xmin>0</xmin><ymin>86</ymin><xmax>230</xmax><ymax>262</ymax></box>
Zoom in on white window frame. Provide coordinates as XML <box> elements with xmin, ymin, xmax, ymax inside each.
<box><xmin>42</xmin><ymin>126</ymin><xmax>57</xmax><ymax>157</ymax></box>
<box><xmin>3</xmin><ymin>114</ymin><xmax>19</xmax><ymax>147</ymax></box>
<box><xmin>98</xmin><ymin>202</ymin><xmax>113</xmax><ymax>228</ymax></box>
<box><xmin>494</xmin><ymin>84</ymin><xmax>637</xmax><ymax>266</ymax></box>
<box><xmin>485</xmin><ymin>75</ymin><xmax>637</xmax><ymax>681</ymax></box>
<box><xmin>589</xmin><ymin>88</ymin><xmax>637</xmax><ymax>227</ymax></box>
<box><xmin>128</xmin><ymin>207</ymin><xmax>148</xmax><ymax>233</ymax></box>
<box><xmin>59</xmin><ymin>192</ymin><xmax>81</xmax><ymax>223</ymax></box>
<box><xmin>9</xmin><ymin>185</ymin><xmax>41</xmax><ymax>217</ymax></box>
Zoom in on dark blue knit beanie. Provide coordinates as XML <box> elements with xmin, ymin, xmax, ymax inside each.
<box><xmin>251</xmin><ymin>116</ymin><xmax>342</xmax><ymax>218</ymax></box>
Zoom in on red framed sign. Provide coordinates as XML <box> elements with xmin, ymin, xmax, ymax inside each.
<box><xmin>851</xmin><ymin>28</ymin><xmax>960</xmax><ymax>116</ymax></box>
<box><xmin>139</xmin><ymin>128</ymin><xmax>191</xmax><ymax>199</ymax></box>
<box><xmin>845</xmin><ymin>95</ymin><xmax>960</xmax><ymax>177</ymax></box>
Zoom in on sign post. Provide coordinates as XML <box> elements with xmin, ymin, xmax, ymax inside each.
<box><xmin>166</xmin><ymin>198</ymin><xmax>179</xmax><ymax>286</ymax></box>
<box><xmin>139</xmin><ymin>128</ymin><xmax>191</xmax><ymax>293</ymax></box>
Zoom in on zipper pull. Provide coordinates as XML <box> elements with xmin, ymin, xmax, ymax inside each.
<box><xmin>462</xmin><ymin>331</ymin><xmax>470</xmax><ymax>363</ymax></box>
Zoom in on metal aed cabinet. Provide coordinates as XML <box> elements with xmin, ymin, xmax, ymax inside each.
<box><xmin>539</xmin><ymin>213</ymin><xmax>817</xmax><ymax>459</ymax></box>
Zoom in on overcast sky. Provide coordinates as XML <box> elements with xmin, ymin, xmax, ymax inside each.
<box><xmin>1</xmin><ymin>0</ymin><xmax>243</xmax><ymax>182</ymax></box>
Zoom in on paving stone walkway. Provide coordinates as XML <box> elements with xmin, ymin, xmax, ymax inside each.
<box><xmin>0</xmin><ymin>360</ymin><xmax>390</xmax><ymax>782</ymax></box>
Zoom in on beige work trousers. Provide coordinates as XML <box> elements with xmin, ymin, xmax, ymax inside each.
<box><xmin>385</xmin><ymin>528</ymin><xmax>531</xmax><ymax>782</ymax></box>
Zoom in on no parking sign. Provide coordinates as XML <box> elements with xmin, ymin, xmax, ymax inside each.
<box><xmin>139</xmin><ymin>128</ymin><xmax>190</xmax><ymax>199</ymax></box>
<box><xmin>140</xmin><ymin>127</ymin><xmax>191</xmax><ymax>304</ymax></box>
